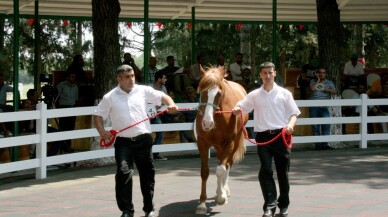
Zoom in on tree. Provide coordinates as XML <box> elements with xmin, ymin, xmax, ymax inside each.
<box><xmin>92</xmin><ymin>0</ymin><xmax>121</xmax><ymax>99</ymax></box>
<box><xmin>316</xmin><ymin>0</ymin><xmax>341</xmax><ymax>92</ymax></box>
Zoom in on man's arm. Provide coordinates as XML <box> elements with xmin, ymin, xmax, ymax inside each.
<box><xmin>93</xmin><ymin>115</ymin><xmax>111</xmax><ymax>141</ymax></box>
<box><xmin>286</xmin><ymin>114</ymin><xmax>298</xmax><ymax>135</ymax></box>
<box><xmin>161</xmin><ymin>95</ymin><xmax>178</xmax><ymax>113</ymax></box>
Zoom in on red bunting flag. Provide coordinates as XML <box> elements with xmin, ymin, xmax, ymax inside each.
<box><xmin>157</xmin><ymin>21</ymin><xmax>163</xmax><ymax>29</ymax></box>
<box><xmin>62</xmin><ymin>20</ymin><xmax>68</xmax><ymax>27</ymax></box>
<box><xmin>236</xmin><ymin>24</ymin><xmax>243</xmax><ymax>31</ymax></box>
<box><xmin>299</xmin><ymin>24</ymin><xmax>304</xmax><ymax>32</ymax></box>
<box><xmin>127</xmin><ymin>22</ymin><xmax>132</xmax><ymax>28</ymax></box>
<box><xmin>29</xmin><ymin>19</ymin><xmax>34</xmax><ymax>26</ymax></box>
<box><xmin>187</xmin><ymin>22</ymin><xmax>192</xmax><ymax>29</ymax></box>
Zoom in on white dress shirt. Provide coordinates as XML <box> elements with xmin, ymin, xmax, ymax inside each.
<box><xmin>343</xmin><ymin>61</ymin><xmax>364</xmax><ymax>76</ymax></box>
<box><xmin>229</xmin><ymin>63</ymin><xmax>248</xmax><ymax>81</ymax></box>
<box><xmin>236</xmin><ymin>83</ymin><xmax>301</xmax><ymax>132</ymax></box>
<box><xmin>95</xmin><ymin>84</ymin><xmax>166</xmax><ymax>137</ymax></box>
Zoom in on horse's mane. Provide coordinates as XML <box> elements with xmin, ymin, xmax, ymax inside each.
<box><xmin>197</xmin><ymin>67</ymin><xmax>225</xmax><ymax>93</ymax></box>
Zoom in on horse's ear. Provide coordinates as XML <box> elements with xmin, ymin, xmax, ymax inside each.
<box><xmin>199</xmin><ymin>64</ymin><xmax>206</xmax><ymax>78</ymax></box>
<box><xmin>218</xmin><ymin>66</ymin><xmax>226</xmax><ymax>78</ymax></box>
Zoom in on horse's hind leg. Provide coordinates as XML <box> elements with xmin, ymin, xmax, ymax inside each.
<box><xmin>215</xmin><ymin>164</ymin><xmax>228</xmax><ymax>205</ymax></box>
<box><xmin>196</xmin><ymin>147</ymin><xmax>210</xmax><ymax>215</ymax></box>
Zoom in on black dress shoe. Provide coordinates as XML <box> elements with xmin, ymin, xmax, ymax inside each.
<box><xmin>279</xmin><ymin>207</ymin><xmax>288</xmax><ymax>217</ymax></box>
<box><xmin>262</xmin><ymin>208</ymin><xmax>275</xmax><ymax>217</ymax></box>
<box><xmin>120</xmin><ymin>212</ymin><xmax>133</xmax><ymax>217</ymax></box>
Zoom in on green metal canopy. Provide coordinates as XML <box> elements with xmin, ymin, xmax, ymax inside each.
<box><xmin>0</xmin><ymin>0</ymin><xmax>387</xmax><ymax>22</ymax></box>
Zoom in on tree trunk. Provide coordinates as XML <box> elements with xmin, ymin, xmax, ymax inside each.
<box><xmin>316</xmin><ymin>0</ymin><xmax>341</xmax><ymax>92</ymax></box>
<box><xmin>316</xmin><ymin>0</ymin><xmax>343</xmax><ymax>148</ymax></box>
<box><xmin>92</xmin><ymin>0</ymin><xmax>121</xmax><ymax>99</ymax></box>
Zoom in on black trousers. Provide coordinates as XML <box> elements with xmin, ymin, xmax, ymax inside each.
<box><xmin>256</xmin><ymin>131</ymin><xmax>291</xmax><ymax>211</ymax></box>
<box><xmin>114</xmin><ymin>134</ymin><xmax>155</xmax><ymax>215</ymax></box>
<box><xmin>58</xmin><ymin>105</ymin><xmax>76</xmax><ymax>153</ymax></box>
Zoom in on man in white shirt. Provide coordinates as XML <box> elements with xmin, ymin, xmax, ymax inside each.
<box><xmin>93</xmin><ymin>65</ymin><xmax>178</xmax><ymax>217</ymax></box>
<box><xmin>343</xmin><ymin>53</ymin><xmax>364</xmax><ymax>89</ymax></box>
<box><xmin>232</xmin><ymin>62</ymin><xmax>300</xmax><ymax>217</ymax></box>
<box><xmin>229</xmin><ymin>52</ymin><xmax>248</xmax><ymax>82</ymax></box>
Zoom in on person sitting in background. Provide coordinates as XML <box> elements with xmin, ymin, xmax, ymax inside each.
<box><xmin>367</xmin><ymin>72</ymin><xmax>388</xmax><ymax>98</ymax></box>
<box><xmin>189</xmin><ymin>54</ymin><xmax>205</xmax><ymax>89</ymax></box>
<box><xmin>0</xmin><ymin>72</ymin><xmax>15</xmax><ymax>112</ymax></box>
<box><xmin>142</xmin><ymin>56</ymin><xmax>159</xmax><ymax>85</ymax></box>
<box><xmin>229</xmin><ymin>52</ymin><xmax>248</xmax><ymax>82</ymax></box>
<box><xmin>150</xmin><ymin>71</ymin><xmax>168</xmax><ymax>161</ymax></box>
<box><xmin>123</xmin><ymin>52</ymin><xmax>142</xmax><ymax>83</ymax></box>
<box><xmin>238</xmin><ymin>67</ymin><xmax>258</xmax><ymax>93</ymax></box>
<box><xmin>181</xmin><ymin>86</ymin><xmax>198</xmax><ymax>143</ymax></box>
<box><xmin>343</xmin><ymin>53</ymin><xmax>364</xmax><ymax>90</ymax></box>
<box><xmin>20</xmin><ymin>89</ymin><xmax>63</xmax><ymax>158</ymax></box>
<box><xmin>298</xmin><ymin>62</ymin><xmax>319</xmax><ymax>99</ymax></box>
<box><xmin>216</xmin><ymin>55</ymin><xmax>225</xmax><ymax>68</ymax></box>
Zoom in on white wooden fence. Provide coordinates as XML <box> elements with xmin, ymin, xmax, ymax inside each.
<box><xmin>1</xmin><ymin>94</ymin><xmax>387</xmax><ymax>179</ymax></box>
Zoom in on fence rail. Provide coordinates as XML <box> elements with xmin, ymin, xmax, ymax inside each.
<box><xmin>1</xmin><ymin>94</ymin><xmax>388</xmax><ymax>179</ymax></box>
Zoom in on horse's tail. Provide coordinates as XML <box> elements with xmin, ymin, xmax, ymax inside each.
<box><xmin>233</xmin><ymin>114</ymin><xmax>248</xmax><ymax>164</ymax></box>
<box><xmin>233</xmin><ymin>135</ymin><xmax>246</xmax><ymax>164</ymax></box>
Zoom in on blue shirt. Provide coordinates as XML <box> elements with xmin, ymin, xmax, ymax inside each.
<box><xmin>309</xmin><ymin>79</ymin><xmax>336</xmax><ymax>100</ymax></box>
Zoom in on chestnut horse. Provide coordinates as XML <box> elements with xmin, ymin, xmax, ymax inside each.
<box><xmin>194</xmin><ymin>66</ymin><xmax>248</xmax><ymax>214</ymax></box>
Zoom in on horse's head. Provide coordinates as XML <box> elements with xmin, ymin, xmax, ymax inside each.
<box><xmin>197</xmin><ymin>67</ymin><xmax>225</xmax><ymax>131</ymax></box>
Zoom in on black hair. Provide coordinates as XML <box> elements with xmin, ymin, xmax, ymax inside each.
<box><xmin>154</xmin><ymin>70</ymin><xmax>165</xmax><ymax>81</ymax></box>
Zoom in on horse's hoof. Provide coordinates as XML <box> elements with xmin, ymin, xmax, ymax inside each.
<box><xmin>215</xmin><ymin>195</ymin><xmax>226</xmax><ymax>205</ymax></box>
<box><xmin>195</xmin><ymin>206</ymin><xmax>207</xmax><ymax>215</ymax></box>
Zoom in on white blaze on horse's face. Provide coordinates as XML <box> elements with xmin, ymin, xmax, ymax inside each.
<box><xmin>202</xmin><ymin>86</ymin><xmax>219</xmax><ymax>131</ymax></box>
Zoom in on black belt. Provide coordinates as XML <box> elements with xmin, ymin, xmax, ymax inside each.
<box><xmin>262</xmin><ymin>128</ymin><xmax>282</xmax><ymax>134</ymax></box>
<box><xmin>117</xmin><ymin>133</ymin><xmax>150</xmax><ymax>142</ymax></box>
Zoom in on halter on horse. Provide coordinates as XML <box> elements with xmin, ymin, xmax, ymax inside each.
<box><xmin>194</xmin><ymin>66</ymin><xmax>248</xmax><ymax>214</ymax></box>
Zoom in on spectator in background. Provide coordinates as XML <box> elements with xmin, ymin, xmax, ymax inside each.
<box><xmin>181</xmin><ymin>86</ymin><xmax>198</xmax><ymax>143</ymax></box>
<box><xmin>189</xmin><ymin>54</ymin><xmax>205</xmax><ymax>89</ymax></box>
<box><xmin>229</xmin><ymin>52</ymin><xmax>248</xmax><ymax>82</ymax></box>
<box><xmin>158</xmin><ymin>55</ymin><xmax>180</xmax><ymax>91</ymax></box>
<box><xmin>309</xmin><ymin>67</ymin><xmax>337</xmax><ymax>150</ymax></box>
<box><xmin>238</xmin><ymin>67</ymin><xmax>258</xmax><ymax>93</ymax></box>
<box><xmin>20</xmin><ymin>90</ymin><xmax>63</xmax><ymax>158</ymax></box>
<box><xmin>0</xmin><ymin>72</ymin><xmax>16</xmax><ymax>138</ymax></box>
<box><xmin>56</xmin><ymin>71</ymin><xmax>79</xmax><ymax>154</ymax></box>
<box><xmin>343</xmin><ymin>53</ymin><xmax>364</xmax><ymax>89</ymax></box>
<box><xmin>298</xmin><ymin>63</ymin><xmax>317</xmax><ymax>100</ymax></box>
<box><xmin>67</xmin><ymin>54</ymin><xmax>87</xmax><ymax>85</ymax></box>
<box><xmin>367</xmin><ymin>72</ymin><xmax>388</xmax><ymax>98</ymax></box>
<box><xmin>150</xmin><ymin>71</ymin><xmax>168</xmax><ymax>161</ymax></box>
<box><xmin>0</xmin><ymin>72</ymin><xmax>14</xmax><ymax>112</ymax></box>
<box><xmin>123</xmin><ymin>53</ymin><xmax>142</xmax><ymax>83</ymax></box>
<box><xmin>142</xmin><ymin>56</ymin><xmax>159</xmax><ymax>85</ymax></box>
<box><xmin>216</xmin><ymin>55</ymin><xmax>225</xmax><ymax>68</ymax></box>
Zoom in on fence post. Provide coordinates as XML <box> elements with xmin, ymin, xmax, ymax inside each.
<box><xmin>35</xmin><ymin>102</ymin><xmax>48</xmax><ymax>179</ymax></box>
<box><xmin>360</xmin><ymin>94</ymin><xmax>368</xmax><ymax>149</ymax></box>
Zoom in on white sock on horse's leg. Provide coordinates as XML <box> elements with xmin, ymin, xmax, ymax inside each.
<box><xmin>223</xmin><ymin>166</ymin><xmax>231</xmax><ymax>197</ymax></box>
<box><xmin>195</xmin><ymin>202</ymin><xmax>207</xmax><ymax>215</ymax></box>
<box><xmin>215</xmin><ymin>165</ymin><xmax>227</xmax><ymax>205</ymax></box>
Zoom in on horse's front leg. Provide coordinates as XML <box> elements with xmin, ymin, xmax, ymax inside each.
<box><xmin>223</xmin><ymin>164</ymin><xmax>231</xmax><ymax>197</ymax></box>
<box><xmin>215</xmin><ymin>164</ymin><xmax>228</xmax><ymax>205</ymax></box>
<box><xmin>196</xmin><ymin>148</ymin><xmax>210</xmax><ymax>215</ymax></box>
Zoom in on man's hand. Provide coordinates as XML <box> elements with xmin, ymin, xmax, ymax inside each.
<box><xmin>285</xmin><ymin>125</ymin><xmax>294</xmax><ymax>135</ymax></box>
<box><xmin>232</xmin><ymin>106</ymin><xmax>242</xmax><ymax>116</ymax></box>
<box><xmin>167</xmin><ymin>104</ymin><xmax>179</xmax><ymax>114</ymax></box>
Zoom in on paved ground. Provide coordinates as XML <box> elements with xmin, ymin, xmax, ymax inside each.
<box><xmin>1</xmin><ymin>145</ymin><xmax>388</xmax><ymax>217</ymax></box>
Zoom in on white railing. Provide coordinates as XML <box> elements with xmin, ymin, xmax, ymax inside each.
<box><xmin>1</xmin><ymin>94</ymin><xmax>387</xmax><ymax>179</ymax></box>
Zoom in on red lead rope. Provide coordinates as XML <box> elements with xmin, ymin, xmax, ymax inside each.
<box><xmin>215</xmin><ymin>110</ymin><xmax>292</xmax><ymax>149</ymax></box>
<box><xmin>100</xmin><ymin>108</ymin><xmax>292</xmax><ymax>148</ymax></box>
<box><xmin>99</xmin><ymin>108</ymin><xmax>192</xmax><ymax>147</ymax></box>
